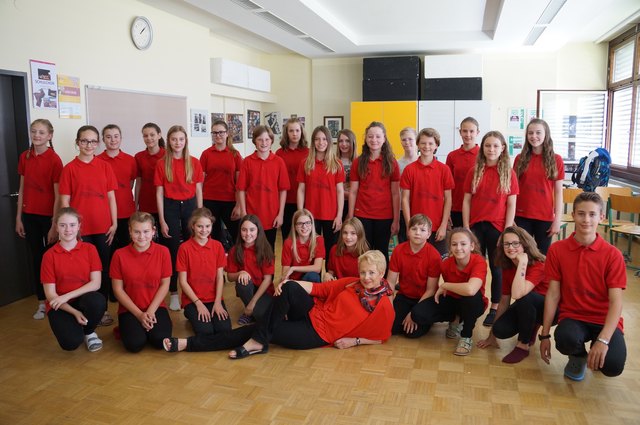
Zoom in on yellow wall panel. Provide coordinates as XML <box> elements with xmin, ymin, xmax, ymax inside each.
<box><xmin>350</xmin><ymin>102</ymin><xmax>383</xmax><ymax>155</ymax></box>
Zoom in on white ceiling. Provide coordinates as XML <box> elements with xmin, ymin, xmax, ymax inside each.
<box><xmin>145</xmin><ymin>0</ymin><xmax>640</xmax><ymax>58</ymax></box>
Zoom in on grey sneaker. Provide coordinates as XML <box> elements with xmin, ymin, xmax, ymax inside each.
<box><xmin>564</xmin><ymin>355</ymin><xmax>587</xmax><ymax>381</ymax></box>
<box><xmin>446</xmin><ymin>322</ymin><xmax>462</xmax><ymax>339</ymax></box>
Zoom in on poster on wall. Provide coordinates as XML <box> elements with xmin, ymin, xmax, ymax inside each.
<box><xmin>265</xmin><ymin>111</ymin><xmax>281</xmax><ymax>135</ymax></box>
<box><xmin>247</xmin><ymin>110</ymin><xmax>260</xmax><ymax>138</ymax></box>
<box><xmin>58</xmin><ymin>74</ymin><xmax>81</xmax><ymax>119</ymax></box>
<box><xmin>508</xmin><ymin>107</ymin><xmax>525</xmax><ymax>130</ymax></box>
<box><xmin>211</xmin><ymin>112</ymin><xmax>224</xmax><ymax>124</ymax></box>
<box><xmin>226</xmin><ymin>113</ymin><xmax>243</xmax><ymax>144</ymax></box>
<box><xmin>527</xmin><ymin>108</ymin><xmax>537</xmax><ymax>123</ymax></box>
<box><xmin>508</xmin><ymin>135</ymin><xmax>524</xmax><ymax>156</ymax></box>
<box><xmin>30</xmin><ymin>59</ymin><xmax>58</xmax><ymax>109</ymax></box>
<box><xmin>283</xmin><ymin>116</ymin><xmax>305</xmax><ymax>129</ymax></box>
<box><xmin>190</xmin><ymin>108</ymin><xmax>209</xmax><ymax>137</ymax></box>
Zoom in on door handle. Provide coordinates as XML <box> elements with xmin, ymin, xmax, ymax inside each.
<box><xmin>2</xmin><ymin>192</ymin><xmax>19</xmax><ymax>198</ymax></box>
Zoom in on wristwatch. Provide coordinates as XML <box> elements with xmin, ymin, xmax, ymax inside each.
<box><xmin>538</xmin><ymin>334</ymin><xmax>551</xmax><ymax>341</ymax></box>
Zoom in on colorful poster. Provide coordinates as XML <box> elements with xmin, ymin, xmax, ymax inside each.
<box><xmin>58</xmin><ymin>75</ymin><xmax>81</xmax><ymax>119</ymax></box>
<box><xmin>247</xmin><ymin>110</ymin><xmax>260</xmax><ymax>138</ymax></box>
<box><xmin>30</xmin><ymin>59</ymin><xmax>58</xmax><ymax>109</ymax></box>
<box><xmin>527</xmin><ymin>108</ymin><xmax>537</xmax><ymax>122</ymax></box>
<box><xmin>508</xmin><ymin>107</ymin><xmax>525</xmax><ymax>130</ymax></box>
<box><xmin>508</xmin><ymin>135</ymin><xmax>524</xmax><ymax>156</ymax></box>
<box><xmin>226</xmin><ymin>113</ymin><xmax>243</xmax><ymax>144</ymax></box>
<box><xmin>265</xmin><ymin>111</ymin><xmax>281</xmax><ymax>135</ymax></box>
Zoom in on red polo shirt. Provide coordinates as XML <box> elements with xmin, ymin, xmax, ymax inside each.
<box><xmin>98</xmin><ymin>150</ymin><xmax>137</xmax><ymax>219</ymax></box>
<box><xmin>281</xmin><ymin>236</ymin><xmax>326</xmax><ymax>280</ymax></box>
<box><xmin>501</xmin><ymin>261</ymin><xmax>548</xmax><ymax>296</ymax></box>
<box><xmin>350</xmin><ymin>157</ymin><xmax>400</xmax><ymax>220</ymax></box>
<box><xmin>200</xmin><ymin>146</ymin><xmax>243</xmax><ymax>202</ymax></box>
<box><xmin>135</xmin><ymin>148</ymin><xmax>165</xmax><ymax>214</ymax></box>
<box><xmin>276</xmin><ymin>147</ymin><xmax>309</xmax><ymax>204</ymax></box>
<box><xmin>297</xmin><ymin>159</ymin><xmax>345</xmax><ymax>220</ymax></box>
<box><xmin>390</xmin><ymin>241</ymin><xmax>441</xmax><ymax>299</ymax></box>
<box><xmin>514</xmin><ymin>153</ymin><xmax>565</xmax><ymax>221</ymax></box>
<box><xmin>440</xmin><ymin>253</ymin><xmax>488</xmax><ymax>308</ymax></box>
<box><xmin>327</xmin><ymin>245</ymin><xmax>360</xmax><ymax>279</ymax></box>
<box><xmin>545</xmin><ymin>233</ymin><xmax>626</xmax><ymax>331</ymax></box>
<box><xmin>176</xmin><ymin>237</ymin><xmax>226</xmax><ymax>306</ymax></box>
<box><xmin>59</xmin><ymin>157</ymin><xmax>118</xmax><ymax>235</ymax></box>
<box><xmin>446</xmin><ymin>145</ymin><xmax>479</xmax><ymax>212</ymax></box>
<box><xmin>236</xmin><ymin>152</ymin><xmax>290</xmax><ymax>231</ymax></box>
<box><xmin>41</xmin><ymin>241</ymin><xmax>102</xmax><ymax>312</ymax></box>
<box><xmin>226</xmin><ymin>245</ymin><xmax>275</xmax><ymax>294</ymax></box>
<box><xmin>463</xmin><ymin>166</ymin><xmax>519</xmax><ymax>232</ymax></box>
<box><xmin>18</xmin><ymin>148</ymin><xmax>63</xmax><ymax>216</ymax></box>
<box><xmin>400</xmin><ymin>158</ymin><xmax>454</xmax><ymax>230</ymax></box>
<box><xmin>154</xmin><ymin>156</ymin><xmax>204</xmax><ymax>201</ymax></box>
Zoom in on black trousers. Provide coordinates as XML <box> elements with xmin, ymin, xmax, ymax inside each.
<box><xmin>411</xmin><ymin>292</ymin><xmax>486</xmax><ymax>338</ymax></box>
<box><xmin>111</xmin><ymin>217</ymin><xmax>131</xmax><ymax>255</ymax></box>
<box><xmin>280</xmin><ymin>203</ymin><xmax>297</xmax><ymax>241</ymax></box>
<box><xmin>392</xmin><ymin>293</ymin><xmax>431</xmax><ymax>338</ymax></box>
<box><xmin>357</xmin><ymin>216</ymin><xmax>392</xmax><ymax>268</ymax></box>
<box><xmin>450</xmin><ymin>211</ymin><xmax>463</xmax><ymax>229</ymax></box>
<box><xmin>203</xmin><ymin>199</ymin><xmax>239</xmax><ymax>249</ymax></box>
<box><xmin>515</xmin><ymin>216</ymin><xmax>553</xmax><ymax>255</ymax></box>
<box><xmin>315</xmin><ymin>219</ymin><xmax>336</xmax><ymax>266</ymax></box>
<box><xmin>264</xmin><ymin>228</ymin><xmax>277</xmax><ymax>252</ymax></box>
<box><xmin>22</xmin><ymin>212</ymin><xmax>52</xmax><ymax>301</ymax></box>
<box><xmin>492</xmin><ymin>291</ymin><xmax>546</xmax><ymax>344</ymax></box>
<box><xmin>183</xmin><ymin>300</ymin><xmax>232</xmax><ymax>336</ymax></box>
<box><xmin>47</xmin><ymin>292</ymin><xmax>106</xmax><ymax>350</ymax></box>
<box><xmin>235</xmin><ymin>280</ymin><xmax>273</xmax><ymax>322</ymax></box>
<box><xmin>471</xmin><ymin>221</ymin><xmax>502</xmax><ymax>304</ymax></box>
<box><xmin>554</xmin><ymin>318</ymin><xmax>626</xmax><ymax>377</ymax></box>
<box><xmin>82</xmin><ymin>233</ymin><xmax>112</xmax><ymax>302</ymax></box>
<box><xmin>163</xmin><ymin>197</ymin><xmax>196</xmax><ymax>292</ymax></box>
<box><xmin>118</xmin><ymin>307</ymin><xmax>172</xmax><ymax>352</ymax></box>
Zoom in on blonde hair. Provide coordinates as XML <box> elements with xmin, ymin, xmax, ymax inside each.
<box><xmin>28</xmin><ymin>119</ymin><xmax>54</xmax><ymax>159</ymax></box>
<box><xmin>358</xmin><ymin>250</ymin><xmax>386</xmax><ymax>275</ymax></box>
<box><xmin>336</xmin><ymin>217</ymin><xmax>369</xmax><ymax>257</ymax></box>
<box><xmin>279</xmin><ymin>117</ymin><xmax>308</xmax><ymax>150</ymax></box>
<box><xmin>290</xmin><ymin>209</ymin><xmax>318</xmax><ymax>264</ymax></box>
<box><xmin>471</xmin><ymin>131</ymin><xmax>512</xmax><ymax>194</ymax></box>
<box><xmin>164</xmin><ymin>125</ymin><xmax>193</xmax><ymax>184</ymax></box>
<box><xmin>305</xmin><ymin>126</ymin><xmax>341</xmax><ymax>174</ymax></box>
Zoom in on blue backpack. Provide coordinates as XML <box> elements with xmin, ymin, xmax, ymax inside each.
<box><xmin>571</xmin><ymin>147</ymin><xmax>611</xmax><ymax>192</ymax></box>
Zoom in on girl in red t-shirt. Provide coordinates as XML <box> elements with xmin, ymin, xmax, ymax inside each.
<box><xmin>513</xmin><ymin>118</ymin><xmax>564</xmax><ymax>254</ymax></box>
<box><xmin>16</xmin><ymin>119</ymin><xmax>63</xmax><ymax>320</ymax></box>
<box><xmin>276</xmin><ymin>117</ymin><xmax>309</xmax><ymax>241</ymax></box>
<box><xmin>281</xmin><ymin>209</ymin><xmax>325</xmax><ymax>283</ymax></box>
<box><xmin>477</xmin><ymin>226</ymin><xmax>550</xmax><ymax>364</ymax></box>
<box><xmin>463</xmin><ymin>131</ymin><xmax>518</xmax><ymax>327</ymax></box>
<box><xmin>336</xmin><ymin>129</ymin><xmax>357</xmax><ymax>222</ymax></box>
<box><xmin>155</xmin><ymin>125</ymin><xmax>204</xmax><ymax>311</ymax></box>
<box><xmin>297</xmin><ymin>126</ymin><xmax>344</xmax><ymax>260</ymax></box>
<box><xmin>41</xmin><ymin>207</ymin><xmax>106</xmax><ymax>352</ymax></box>
<box><xmin>200</xmin><ymin>120</ymin><xmax>243</xmax><ymax>248</ymax></box>
<box><xmin>347</xmin><ymin>121</ymin><xmax>400</xmax><ymax>266</ymax></box>
<box><xmin>135</xmin><ymin>123</ymin><xmax>165</xmax><ymax>216</ymax></box>
<box><xmin>325</xmin><ymin>217</ymin><xmax>370</xmax><ymax>281</ymax></box>
<box><xmin>446</xmin><ymin>117</ymin><xmax>480</xmax><ymax>228</ymax></box>
<box><xmin>177</xmin><ymin>207</ymin><xmax>231</xmax><ymax>336</ymax></box>
<box><xmin>226</xmin><ymin>214</ymin><xmax>275</xmax><ymax>325</ymax></box>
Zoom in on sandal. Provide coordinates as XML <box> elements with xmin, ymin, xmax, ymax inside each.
<box><xmin>454</xmin><ymin>337</ymin><xmax>473</xmax><ymax>356</ymax></box>
<box><xmin>445</xmin><ymin>322</ymin><xmax>462</xmax><ymax>339</ymax></box>
<box><xmin>98</xmin><ymin>311</ymin><xmax>114</xmax><ymax>327</ymax></box>
<box><xmin>163</xmin><ymin>337</ymin><xmax>180</xmax><ymax>352</ymax></box>
<box><xmin>229</xmin><ymin>344</ymin><xmax>268</xmax><ymax>360</ymax></box>
<box><xmin>237</xmin><ymin>314</ymin><xmax>255</xmax><ymax>326</ymax></box>
<box><xmin>85</xmin><ymin>333</ymin><xmax>103</xmax><ymax>352</ymax></box>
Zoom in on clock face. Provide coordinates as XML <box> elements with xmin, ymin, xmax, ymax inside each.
<box><xmin>131</xmin><ymin>16</ymin><xmax>153</xmax><ymax>50</ymax></box>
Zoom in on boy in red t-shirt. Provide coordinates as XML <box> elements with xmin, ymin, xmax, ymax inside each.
<box><xmin>446</xmin><ymin>117</ymin><xmax>480</xmax><ymax>228</ymax></box>
<box><xmin>540</xmin><ymin>192</ymin><xmax>627</xmax><ymax>381</ymax></box>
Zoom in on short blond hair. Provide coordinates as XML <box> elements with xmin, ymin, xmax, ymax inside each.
<box><xmin>358</xmin><ymin>250</ymin><xmax>386</xmax><ymax>274</ymax></box>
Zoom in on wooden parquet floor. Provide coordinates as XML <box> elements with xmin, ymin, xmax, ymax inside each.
<box><xmin>1</xmin><ymin>232</ymin><xmax>639</xmax><ymax>424</ymax></box>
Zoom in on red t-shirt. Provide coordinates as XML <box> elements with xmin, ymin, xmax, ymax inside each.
<box><xmin>41</xmin><ymin>241</ymin><xmax>102</xmax><ymax>312</ymax></box>
<box><xmin>501</xmin><ymin>261</ymin><xmax>548</xmax><ymax>297</ymax></box>
<box><xmin>297</xmin><ymin>159</ymin><xmax>345</xmax><ymax>221</ymax></box>
<box><xmin>440</xmin><ymin>253</ymin><xmax>488</xmax><ymax>308</ymax></box>
<box><xmin>400</xmin><ymin>159</ymin><xmax>455</xmax><ymax>230</ymax></box>
<box><xmin>110</xmin><ymin>242</ymin><xmax>172</xmax><ymax>314</ymax></box>
<box><xmin>236</xmin><ymin>152</ymin><xmax>290</xmax><ymax>231</ymax></box>
<box><xmin>58</xmin><ymin>157</ymin><xmax>118</xmax><ymax>235</ymax></box>
<box><xmin>327</xmin><ymin>245</ymin><xmax>360</xmax><ymax>279</ymax></box>
<box><xmin>281</xmin><ymin>236</ymin><xmax>326</xmax><ymax>280</ymax></box>
<box><xmin>98</xmin><ymin>151</ymin><xmax>137</xmax><ymax>219</ymax></box>
<box><xmin>463</xmin><ymin>166</ymin><xmax>519</xmax><ymax>232</ymax></box>
<box><xmin>154</xmin><ymin>156</ymin><xmax>204</xmax><ymax>201</ymax></box>
<box><xmin>176</xmin><ymin>237</ymin><xmax>226</xmax><ymax>306</ymax></box>
<box><xmin>226</xmin><ymin>244</ymin><xmax>275</xmax><ymax>294</ymax></box>
<box><xmin>446</xmin><ymin>145</ymin><xmax>479</xmax><ymax>212</ymax></box>
<box><xmin>309</xmin><ymin>278</ymin><xmax>395</xmax><ymax>343</ymax></box>
<box><xmin>276</xmin><ymin>147</ymin><xmax>309</xmax><ymax>204</ymax></box>
<box><xmin>389</xmin><ymin>241</ymin><xmax>442</xmax><ymax>299</ymax></box>
<box><xmin>18</xmin><ymin>148</ymin><xmax>63</xmax><ymax>216</ymax></box>
<box><xmin>350</xmin><ymin>156</ymin><xmax>400</xmax><ymax>220</ymax></box>
<box><xmin>135</xmin><ymin>148</ymin><xmax>165</xmax><ymax>214</ymax></box>
<box><xmin>514</xmin><ymin>153</ymin><xmax>565</xmax><ymax>221</ymax></box>
<box><xmin>200</xmin><ymin>146</ymin><xmax>243</xmax><ymax>202</ymax></box>
<box><xmin>545</xmin><ymin>233</ymin><xmax>626</xmax><ymax>331</ymax></box>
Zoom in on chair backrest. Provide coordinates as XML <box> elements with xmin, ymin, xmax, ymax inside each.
<box><xmin>563</xmin><ymin>188</ymin><xmax>583</xmax><ymax>204</ymax></box>
<box><xmin>595</xmin><ymin>186</ymin><xmax>632</xmax><ymax>201</ymax></box>
<box><xmin>609</xmin><ymin>194</ymin><xmax>640</xmax><ymax>215</ymax></box>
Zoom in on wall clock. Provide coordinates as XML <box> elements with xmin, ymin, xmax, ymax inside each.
<box><xmin>131</xmin><ymin>16</ymin><xmax>153</xmax><ymax>50</ymax></box>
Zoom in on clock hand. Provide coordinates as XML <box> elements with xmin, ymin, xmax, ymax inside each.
<box><xmin>140</xmin><ymin>27</ymin><xmax>146</xmax><ymax>35</ymax></box>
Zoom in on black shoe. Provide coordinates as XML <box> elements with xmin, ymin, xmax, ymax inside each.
<box><xmin>482</xmin><ymin>308</ymin><xmax>497</xmax><ymax>327</ymax></box>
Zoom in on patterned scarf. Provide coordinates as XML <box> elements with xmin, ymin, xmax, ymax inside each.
<box><xmin>355</xmin><ymin>279</ymin><xmax>393</xmax><ymax>313</ymax></box>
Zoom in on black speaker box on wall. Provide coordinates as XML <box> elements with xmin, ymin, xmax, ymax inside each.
<box><xmin>421</xmin><ymin>77</ymin><xmax>482</xmax><ymax>100</ymax></box>
<box><xmin>363</xmin><ymin>56</ymin><xmax>421</xmax><ymax>80</ymax></box>
<box><xmin>363</xmin><ymin>79</ymin><xmax>420</xmax><ymax>101</ymax></box>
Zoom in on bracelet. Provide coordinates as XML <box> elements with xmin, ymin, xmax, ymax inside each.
<box><xmin>597</xmin><ymin>337</ymin><xmax>609</xmax><ymax>346</ymax></box>
<box><xmin>538</xmin><ymin>334</ymin><xmax>551</xmax><ymax>341</ymax></box>
<box><xmin>193</xmin><ymin>299</ymin><xmax>201</xmax><ymax>304</ymax></box>
<box><xmin>355</xmin><ymin>337</ymin><xmax>360</xmax><ymax>346</ymax></box>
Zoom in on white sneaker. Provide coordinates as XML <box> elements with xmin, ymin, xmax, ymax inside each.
<box><xmin>85</xmin><ymin>332</ymin><xmax>103</xmax><ymax>352</ymax></box>
<box><xmin>33</xmin><ymin>303</ymin><xmax>46</xmax><ymax>320</ymax></box>
<box><xmin>169</xmin><ymin>294</ymin><xmax>181</xmax><ymax>311</ymax></box>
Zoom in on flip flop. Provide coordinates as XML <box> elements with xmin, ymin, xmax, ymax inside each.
<box><xmin>229</xmin><ymin>345</ymin><xmax>268</xmax><ymax>360</ymax></box>
<box><xmin>163</xmin><ymin>337</ymin><xmax>180</xmax><ymax>352</ymax></box>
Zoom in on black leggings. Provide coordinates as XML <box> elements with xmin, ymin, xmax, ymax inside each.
<box><xmin>203</xmin><ymin>199</ymin><xmax>239</xmax><ymax>249</ymax></box>
<box><xmin>82</xmin><ymin>233</ymin><xmax>112</xmax><ymax>302</ymax></box>
<box><xmin>22</xmin><ymin>213</ymin><xmax>52</xmax><ymax>301</ymax></box>
<box><xmin>357</xmin><ymin>217</ymin><xmax>392</xmax><ymax>268</ymax></box>
<box><xmin>163</xmin><ymin>197</ymin><xmax>196</xmax><ymax>292</ymax></box>
<box><xmin>280</xmin><ymin>203</ymin><xmax>297</xmax><ymax>242</ymax></box>
<box><xmin>118</xmin><ymin>308</ymin><xmax>172</xmax><ymax>353</ymax></box>
<box><xmin>183</xmin><ymin>300</ymin><xmax>232</xmax><ymax>336</ymax></box>
<box><xmin>492</xmin><ymin>291</ymin><xmax>546</xmax><ymax>344</ymax></box>
<box><xmin>111</xmin><ymin>217</ymin><xmax>131</xmax><ymax>255</ymax></box>
<box><xmin>315</xmin><ymin>219</ymin><xmax>336</xmax><ymax>265</ymax></box>
<box><xmin>392</xmin><ymin>293</ymin><xmax>431</xmax><ymax>338</ymax></box>
<box><xmin>47</xmin><ymin>292</ymin><xmax>106</xmax><ymax>350</ymax></box>
<box><xmin>515</xmin><ymin>216</ymin><xmax>553</xmax><ymax>255</ymax></box>
<box><xmin>471</xmin><ymin>221</ymin><xmax>502</xmax><ymax>304</ymax></box>
<box><xmin>554</xmin><ymin>318</ymin><xmax>626</xmax><ymax>377</ymax></box>
<box><xmin>235</xmin><ymin>280</ymin><xmax>273</xmax><ymax>323</ymax></box>
<box><xmin>411</xmin><ymin>292</ymin><xmax>486</xmax><ymax>338</ymax></box>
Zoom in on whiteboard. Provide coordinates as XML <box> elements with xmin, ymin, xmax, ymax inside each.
<box><xmin>85</xmin><ymin>86</ymin><xmax>188</xmax><ymax>156</ymax></box>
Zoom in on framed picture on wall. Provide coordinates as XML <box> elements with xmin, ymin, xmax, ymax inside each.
<box><xmin>226</xmin><ymin>113</ymin><xmax>243</xmax><ymax>144</ymax></box>
<box><xmin>324</xmin><ymin>116</ymin><xmax>343</xmax><ymax>141</ymax></box>
<box><xmin>190</xmin><ymin>108</ymin><xmax>209</xmax><ymax>137</ymax></box>
<box><xmin>265</xmin><ymin>111</ymin><xmax>281</xmax><ymax>135</ymax></box>
<box><xmin>247</xmin><ymin>110</ymin><xmax>260</xmax><ymax>138</ymax></box>
<box><xmin>211</xmin><ymin>112</ymin><xmax>224</xmax><ymax>124</ymax></box>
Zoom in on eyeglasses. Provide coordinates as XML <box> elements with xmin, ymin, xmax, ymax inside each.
<box><xmin>502</xmin><ymin>241</ymin><xmax>522</xmax><ymax>248</ymax></box>
<box><xmin>78</xmin><ymin>139</ymin><xmax>99</xmax><ymax>146</ymax></box>
<box><xmin>211</xmin><ymin>131</ymin><xmax>227</xmax><ymax>136</ymax></box>
<box><xmin>296</xmin><ymin>221</ymin><xmax>312</xmax><ymax>228</ymax></box>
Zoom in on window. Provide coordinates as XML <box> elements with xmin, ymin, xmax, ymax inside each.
<box><xmin>607</xmin><ymin>29</ymin><xmax>640</xmax><ymax>181</ymax></box>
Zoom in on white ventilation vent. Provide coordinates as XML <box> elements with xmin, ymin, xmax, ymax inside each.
<box><xmin>229</xmin><ymin>0</ymin><xmax>262</xmax><ymax>11</ymax></box>
<box><xmin>300</xmin><ymin>36</ymin><xmax>334</xmax><ymax>53</ymax></box>
<box><xmin>255</xmin><ymin>10</ymin><xmax>305</xmax><ymax>36</ymax></box>
<box><xmin>524</xmin><ymin>26</ymin><xmax>547</xmax><ymax>46</ymax></box>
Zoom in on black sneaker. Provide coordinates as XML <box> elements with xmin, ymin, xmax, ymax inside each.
<box><xmin>482</xmin><ymin>308</ymin><xmax>497</xmax><ymax>327</ymax></box>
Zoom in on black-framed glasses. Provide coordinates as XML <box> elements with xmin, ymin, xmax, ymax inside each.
<box><xmin>78</xmin><ymin>139</ymin><xmax>99</xmax><ymax>146</ymax></box>
<box><xmin>296</xmin><ymin>221</ymin><xmax>312</xmax><ymax>228</ymax></box>
<box><xmin>502</xmin><ymin>241</ymin><xmax>522</xmax><ymax>248</ymax></box>
<box><xmin>211</xmin><ymin>131</ymin><xmax>227</xmax><ymax>136</ymax></box>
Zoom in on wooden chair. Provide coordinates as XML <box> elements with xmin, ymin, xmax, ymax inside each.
<box><xmin>596</xmin><ymin>186</ymin><xmax>633</xmax><ymax>234</ymax></box>
<box><xmin>608</xmin><ymin>194</ymin><xmax>640</xmax><ymax>275</ymax></box>
<box><xmin>559</xmin><ymin>187</ymin><xmax>583</xmax><ymax>239</ymax></box>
